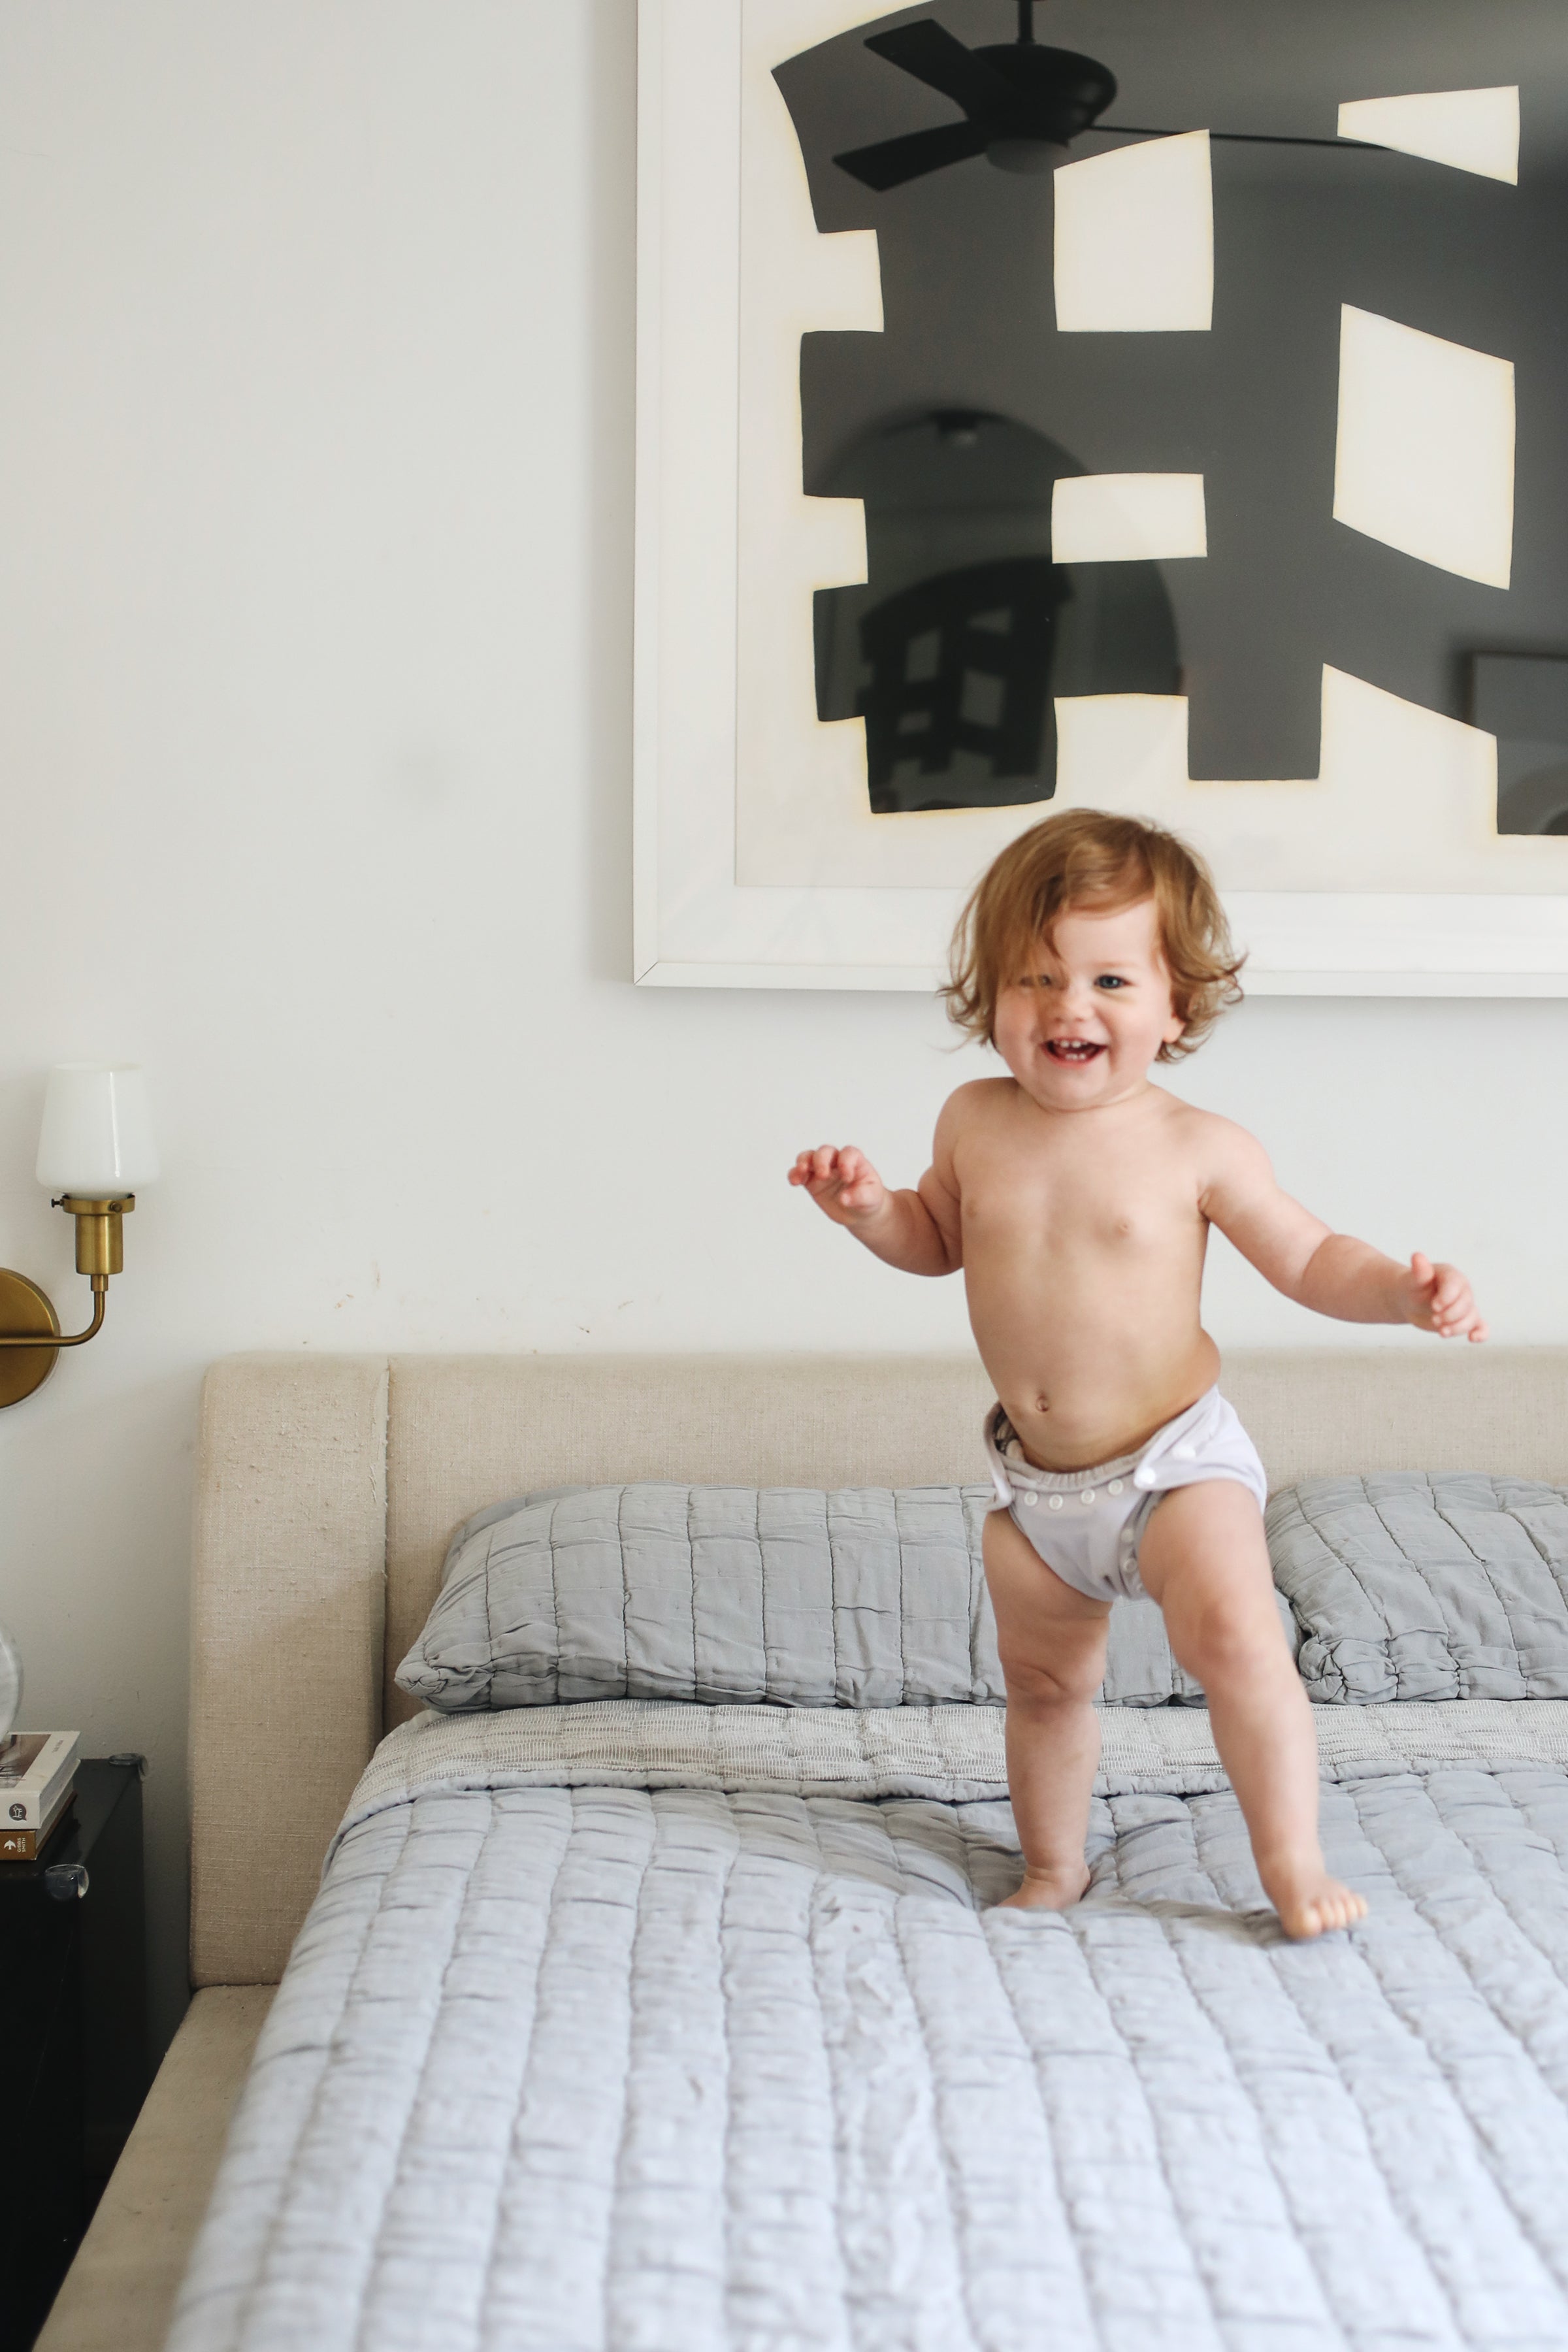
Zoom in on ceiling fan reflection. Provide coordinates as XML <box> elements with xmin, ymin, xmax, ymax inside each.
<box><xmin>833</xmin><ymin>0</ymin><xmax>1382</xmax><ymax>191</ymax></box>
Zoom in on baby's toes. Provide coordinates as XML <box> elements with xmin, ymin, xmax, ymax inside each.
<box><xmin>1273</xmin><ymin>1872</ymin><xmax>1368</xmax><ymax>1938</ymax></box>
<box><xmin>1313</xmin><ymin>1885</ymin><xmax>1368</xmax><ymax>1935</ymax></box>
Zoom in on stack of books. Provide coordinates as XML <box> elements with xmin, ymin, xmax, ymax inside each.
<box><xmin>0</xmin><ymin>1732</ymin><xmax>80</xmax><ymax>1861</ymax></box>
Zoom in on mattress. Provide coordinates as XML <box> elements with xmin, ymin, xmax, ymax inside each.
<box><xmin>170</xmin><ymin>1702</ymin><xmax>1568</xmax><ymax>2351</ymax></box>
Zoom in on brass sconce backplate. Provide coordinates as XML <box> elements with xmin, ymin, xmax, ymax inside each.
<box><xmin>0</xmin><ymin>1272</ymin><xmax>60</xmax><ymax>1409</ymax></box>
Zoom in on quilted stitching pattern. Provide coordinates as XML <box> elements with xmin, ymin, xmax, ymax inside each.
<box><xmin>1268</xmin><ymin>1473</ymin><xmax>1568</xmax><ymax>1703</ymax></box>
<box><xmin>174</xmin><ymin>1767</ymin><xmax>1568</xmax><ymax>2351</ymax></box>
<box><xmin>397</xmin><ymin>1484</ymin><xmax>1213</xmax><ymax>1713</ymax></box>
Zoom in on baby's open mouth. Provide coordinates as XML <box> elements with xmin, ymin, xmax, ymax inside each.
<box><xmin>1045</xmin><ymin>1039</ymin><xmax>1106</xmax><ymax>1064</ymax></box>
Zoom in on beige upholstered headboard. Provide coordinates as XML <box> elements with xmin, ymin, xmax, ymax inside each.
<box><xmin>188</xmin><ymin>1347</ymin><xmax>1568</xmax><ymax>1985</ymax></box>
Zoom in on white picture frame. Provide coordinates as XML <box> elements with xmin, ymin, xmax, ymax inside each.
<box><xmin>633</xmin><ymin>0</ymin><xmax>1568</xmax><ymax>994</ymax></box>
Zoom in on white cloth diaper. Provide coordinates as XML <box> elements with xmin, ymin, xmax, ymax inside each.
<box><xmin>984</xmin><ymin>1385</ymin><xmax>1267</xmax><ymax>1603</ymax></box>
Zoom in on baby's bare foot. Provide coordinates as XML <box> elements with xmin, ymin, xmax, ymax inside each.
<box><xmin>995</xmin><ymin>1861</ymin><xmax>1090</xmax><ymax>1912</ymax></box>
<box><xmin>1260</xmin><ymin>1857</ymin><xmax>1368</xmax><ymax>1940</ymax></box>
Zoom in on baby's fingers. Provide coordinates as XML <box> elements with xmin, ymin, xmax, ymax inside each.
<box><xmin>1439</xmin><ymin>1300</ymin><xmax>1486</xmax><ymax>1341</ymax></box>
<box><xmin>787</xmin><ymin>1141</ymin><xmax>883</xmax><ymax>1221</ymax></box>
<box><xmin>788</xmin><ymin>1146</ymin><xmax>836</xmax><ymax>1192</ymax></box>
<box><xmin>827</xmin><ymin>1145</ymin><xmax>885</xmax><ymax>1213</ymax></box>
<box><xmin>1438</xmin><ymin>1305</ymin><xmax>1488</xmax><ymax>1343</ymax></box>
<box><xmin>1428</xmin><ymin>1264</ymin><xmax>1484</xmax><ymax>1340</ymax></box>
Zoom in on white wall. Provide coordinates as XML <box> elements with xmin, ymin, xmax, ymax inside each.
<box><xmin>1</xmin><ymin>0</ymin><xmax>1566</xmax><ymax>2059</ymax></box>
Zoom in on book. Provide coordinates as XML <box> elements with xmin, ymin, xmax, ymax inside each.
<box><xmin>0</xmin><ymin>1784</ymin><xmax>76</xmax><ymax>1862</ymax></box>
<box><xmin>0</xmin><ymin>1731</ymin><xmax>80</xmax><ymax>1833</ymax></box>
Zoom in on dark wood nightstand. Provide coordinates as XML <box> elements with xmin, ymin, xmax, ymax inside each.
<box><xmin>0</xmin><ymin>1758</ymin><xmax>150</xmax><ymax>2352</ymax></box>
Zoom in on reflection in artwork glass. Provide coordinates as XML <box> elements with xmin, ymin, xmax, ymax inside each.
<box><xmin>813</xmin><ymin>410</ymin><xmax>1177</xmax><ymax>809</ymax></box>
<box><xmin>1473</xmin><ymin>655</ymin><xmax>1568</xmax><ymax>836</ymax></box>
<box><xmin>853</xmin><ymin>557</ymin><xmax>1062</xmax><ymax>809</ymax></box>
<box><xmin>773</xmin><ymin>1</ymin><xmax>1568</xmax><ymax>823</ymax></box>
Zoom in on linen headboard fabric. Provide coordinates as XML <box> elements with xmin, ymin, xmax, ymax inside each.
<box><xmin>189</xmin><ymin>1348</ymin><xmax>1568</xmax><ymax>1986</ymax></box>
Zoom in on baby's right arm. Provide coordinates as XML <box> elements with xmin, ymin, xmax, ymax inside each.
<box><xmin>787</xmin><ymin>1108</ymin><xmax>962</xmax><ymax>1278</ymax></box>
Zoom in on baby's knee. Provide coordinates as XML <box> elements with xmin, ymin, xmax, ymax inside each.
<box><xmin>1000</xmin><ymin>1647</ymin><xmax>1103</xmax><ymax>1709</ymax></box>
<box><xmin>1170</xmin><ymin>1604</ymin><xmax>1284</xmax><ymax>1693</ymax></box>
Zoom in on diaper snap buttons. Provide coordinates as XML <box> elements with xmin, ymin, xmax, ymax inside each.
<box><xmin>1047</xmin><ymin>1494</ymin><xmax>1064</xmax><ymax>1511</ymax></box>
<box><xmin>1022</xmin><ymin>1492</ymin><xmax>1037</xmax><ymax>1508</ymax></box>
<box><xmin>1079</xmin><ymin>1489</ymin><xmax>1096</xmax><ymax>1507</ymax></box>
<box><xmin>1108</xmin><ymin>1479</ymin><xmax>1124</xmax><ymax>1496</ymax></box>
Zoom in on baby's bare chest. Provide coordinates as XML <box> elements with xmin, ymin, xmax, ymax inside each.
<box><xmin>958</xmin><ymin>1142</ymin><xmax>1203</xmax><ymax>1259</ymax></box>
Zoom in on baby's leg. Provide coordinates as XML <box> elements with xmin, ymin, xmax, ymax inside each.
<box><xmin>983</xmin><ymin>1507</ymin><xmax>1111</xmax><ymax>1910</ymax></box>
<box><xmin>1139</xmin><ymin>1482</ymin><xmax>1367</xmax><ymax>1939</ymax></box>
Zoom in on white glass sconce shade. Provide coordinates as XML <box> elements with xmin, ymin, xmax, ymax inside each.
<box><xmin>35</xmin><ymin>1066</ymin><xmax>159</xmax><ymax>1194</ymax></box>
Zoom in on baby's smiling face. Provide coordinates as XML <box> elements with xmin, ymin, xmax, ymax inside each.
<box><xmin>991</xmin><ymin>896</ymin><xmax>1186</xmax><ymax>1112</ymax></box>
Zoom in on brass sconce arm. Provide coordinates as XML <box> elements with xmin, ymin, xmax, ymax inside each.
<box><xmin>0</xmin><ymin>1282</ymin><xmax>106</xmax><ymax>1349</ymax></box>
<box><xmin>0</xmin><ymin>1197</ymin><xmax>134</xmax><ymax>1406</ymax></box>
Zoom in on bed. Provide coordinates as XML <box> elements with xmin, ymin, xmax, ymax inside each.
<box><xmin>38</xmin><ymin>1348</ymin><xmax>1568</xmax><ymax>2352</ymax></box>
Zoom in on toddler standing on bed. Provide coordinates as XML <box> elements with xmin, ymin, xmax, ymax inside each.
<box><xmin>789</xmin><ymin>810</ymin><xmax>1485</xmax><ymax>1939</ymax></box>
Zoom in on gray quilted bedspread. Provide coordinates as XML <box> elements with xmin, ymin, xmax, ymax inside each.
<box><xmin>171</xmin><ymin>1706</ymin><xmax>1568</xmax><ymax>2352</ymax></box>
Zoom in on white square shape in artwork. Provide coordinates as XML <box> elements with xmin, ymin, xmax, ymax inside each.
<box><xmin>1333</xmin><ymin>306</ymin><xmax>1514</xmax><ymax>589</ymax></box>
<box><xmin>1338</xmin><ymin>88</ymin><xmax>1519</xmax><ymax>184</ymax></box>
<box><xmin>1053</xmin><ymin>131</ymin><xmax>1213</xmax><ymax>333</ymax></box>
<box><xmin>1051</xmin><ymin>474</ymin><xmax>1207</xmax><ymax>564</ymax></box>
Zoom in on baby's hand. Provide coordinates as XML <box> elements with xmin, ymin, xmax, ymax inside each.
<box><xmin>787</xmin><ymin>1145</ymin><xmax>889</xmax><ymax>1228</ymax></box>
<box><xmin>1403</xmin><ymin>1252</ymin><xmax>1488</xmax><ymax>1343</ymax></box>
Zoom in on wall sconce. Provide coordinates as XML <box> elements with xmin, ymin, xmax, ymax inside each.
<box><xmin>0</xmin><ymin>1066</ymin><xmax>159</xmax><ymax>1411</ymax></box>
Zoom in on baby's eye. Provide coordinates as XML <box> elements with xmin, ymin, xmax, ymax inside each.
<box><xmin>1094</xmin><ymin>974</ymin><xmax>1128</xmax><ymax>990</ymax></box>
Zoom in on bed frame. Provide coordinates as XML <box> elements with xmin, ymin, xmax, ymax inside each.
<box><xmin>39</xmin><ymin>1345</ymin><xmax>1568</xmax><ymax>2351</ymax></box>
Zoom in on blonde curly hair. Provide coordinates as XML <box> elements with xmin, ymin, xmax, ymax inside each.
<box><xmin>943</xmin><ymin>809</ymin><xmax>1244</xmax><ymax>1061</ymax></box>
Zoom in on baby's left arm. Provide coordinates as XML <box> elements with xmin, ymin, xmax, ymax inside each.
<box><xmin>1201</xmin><ymin>1122</ymin><xmax>1488</xmax><ymax>1342</ymax></box>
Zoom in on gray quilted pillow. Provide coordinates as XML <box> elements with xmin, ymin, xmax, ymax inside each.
<box><xmin>1267</xmin><ymin>1472</ymin><xmax>1568</xmax><ymax>1702</ymax></box>
<box><xmin>395</xmin><ymin>1482</ymin><xmax>1235</xmax><ymax>1713</ymax></box>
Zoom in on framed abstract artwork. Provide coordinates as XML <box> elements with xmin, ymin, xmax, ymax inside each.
<box><xmin>633</xmin><ymin>0</ymin><xmax>1568</xmax><ymax>990</ymax></box>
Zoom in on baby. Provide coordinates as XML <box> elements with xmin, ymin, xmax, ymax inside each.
<box><xmin>790</xmin><ymin>810</ymin><xmax>1485</xmax><ymax>1940</ymax></box>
